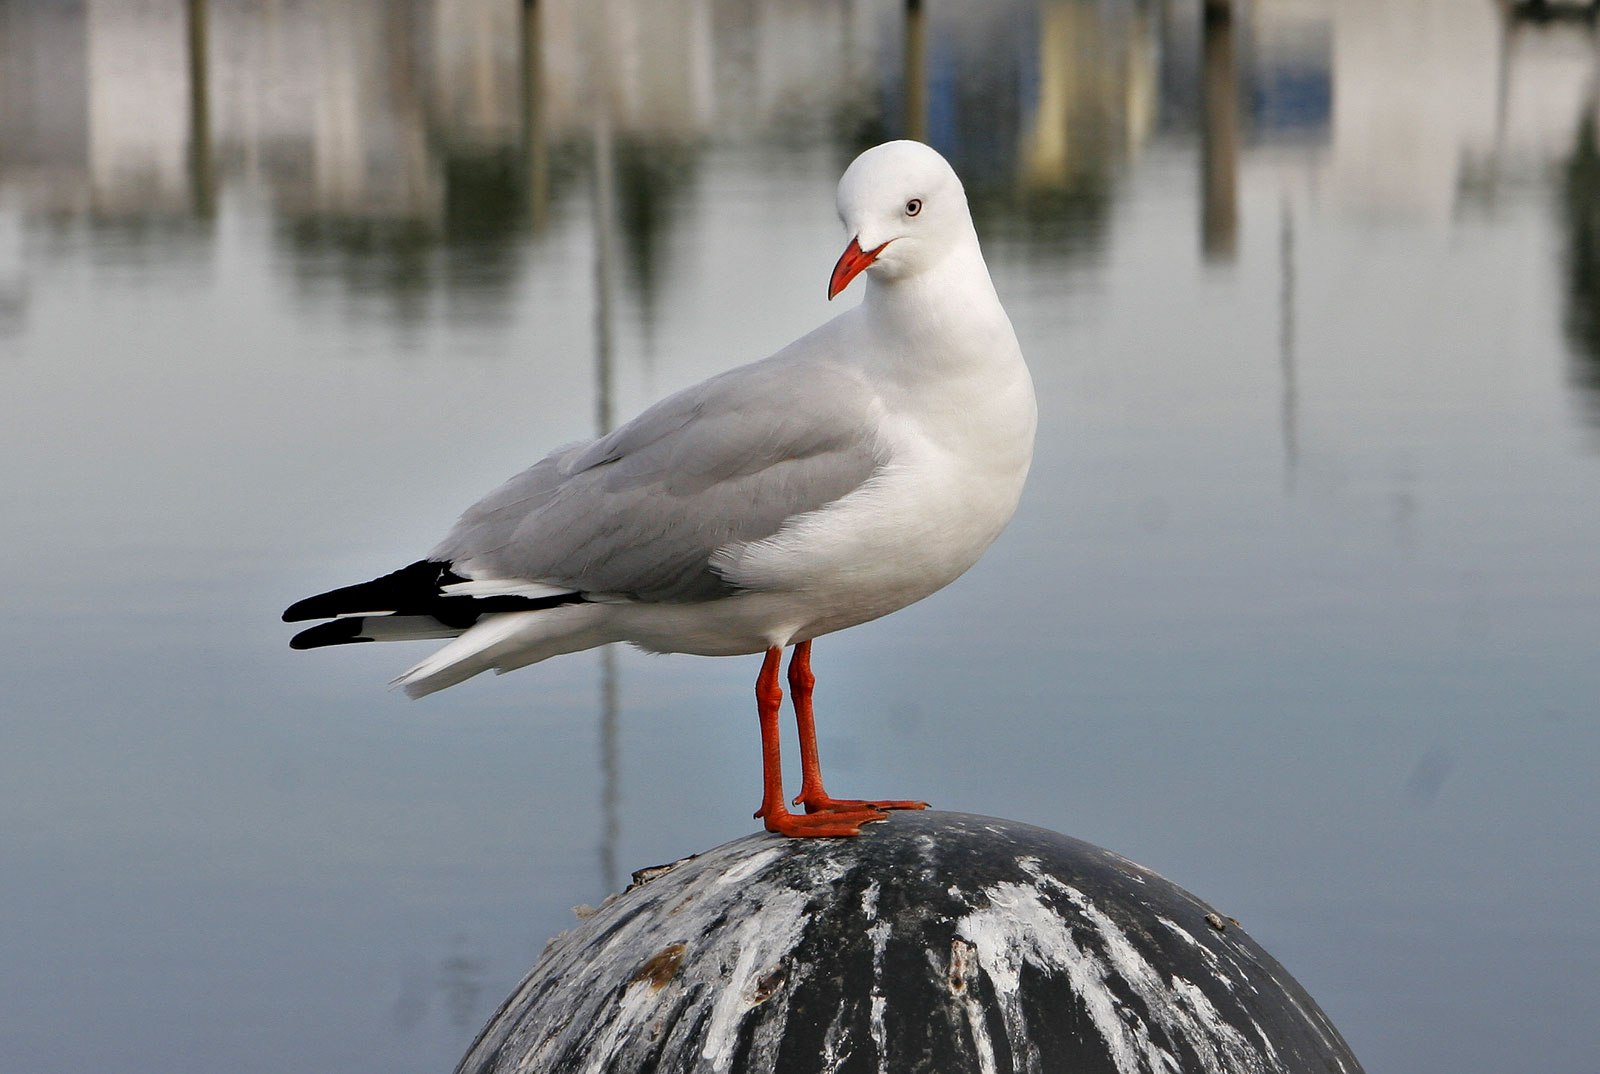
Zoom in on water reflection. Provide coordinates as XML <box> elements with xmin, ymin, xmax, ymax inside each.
<box><xmin>520</xmin><ymin>0</ymin><xmax>550</xmax><ymax>230</ymax></box>
<box><xmin>0</xmin><ymin>1</ymin><xmax>1350</xmax><ymax>300</ymax></box>
<box><xmin>1476</xmin><ymin>0</ymin><xmax>1600</xmax><ymax>434</ymax></box>
<box><xmin>267</xmin><ymin>1</ymin><xmax>553</xmax><ymax>329</ymax></box>
<box><xmin>185</xmin><ymin>0</ymin><xmax>215</xmax><ymax>218</ymax></box>
<box><xmin>1278</xmin><ymin>200</ymin><xmax>1299</xmax><ymax>486</ymax></box>
<box><xmin>592</xmin><ymin>94</ymin><xmax>624</xmax><ymax>891</ymax></box>
<box><xmin>1562</xmin><ymin>103</ymin><xmax>1600</xmax><ymax>422</ymax></box>
<box><xmin>1200</xmin><ymin>7</ymin><xmax>1240</xmax><ymax>260</ymax></box>
<box><xmin>1402</xmin><ymin>744</ymin><xmax>1456</xmax><ymax>809</ymax></box>
<box><xmin>613</xmin><ymin>139</ymin><xmax>701</xmax><ymax>334</ymax></box>
<box><xmin>390</xmin><ymin>935</ymin><xmax>487</xmax><ymax>1034</ymax></box>
<box><xmin>902</xmin><ymin>0</ymin><xmax>928</xmax><ymax>143</ymax></box>
<box><xmin>1005</xmin><ymin>0</ymin><xmax>1157</xmax><ymax>255</ymax></box>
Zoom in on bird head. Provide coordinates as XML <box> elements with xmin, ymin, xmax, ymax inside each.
<box><xmin>829</xmin><ymin>140</ymin><xmax>971</xmax><ymax>300</ymax></box>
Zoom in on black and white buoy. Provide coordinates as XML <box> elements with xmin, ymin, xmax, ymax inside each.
<box><xmin>455</xmin><ymin>812</ymin><xmax>1364</xmax><ymax>1074</ymax></box>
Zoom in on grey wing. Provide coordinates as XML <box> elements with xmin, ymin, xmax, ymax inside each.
<box><xmin>430</xmin><ymin>357</ymin><xmax>885</xmax><ymax>602</ymax></box>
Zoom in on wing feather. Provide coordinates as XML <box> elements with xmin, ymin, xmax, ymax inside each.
<box><xmin>432</xmin><ymin>353</ymin><xmax>885</xmax><ymax>602</ymax></box>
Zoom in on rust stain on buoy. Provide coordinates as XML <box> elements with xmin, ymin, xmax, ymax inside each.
<box><xmin>628</xmin><ymin>855</ymin><xmax>696</xmax><ymax>892</ymax></box>
<box><xmin>750</xmin><ymin>967</ymin><xmax>786</xmax><ymax>1005</ymax></box>
<box><xmin>948</xmin><ymin>937</ymin><xmax>977</xmax><ymax>993</ymax></box>
<box><xmin>631</xmin><ymin>942</ymin><xmax>687</xmax><ymax>989</ymax></box>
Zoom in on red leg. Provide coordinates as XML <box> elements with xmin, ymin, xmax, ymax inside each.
<box><xmin>753</xmin><ymin>645</ymin><xmax>886</xmax><ymax>838</ymax></box>
<box><xmin>788</xmin><ymin>640</ymin><xmax>829</xmax><ymax>807</ymax></box>
<box><xmin>787</xmin><ymin>641</ymin><xmax>928</xmax><ymax>815</ymax></box>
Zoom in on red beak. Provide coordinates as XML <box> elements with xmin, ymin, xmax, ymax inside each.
<box><xmin>828</xmin><ymin>237</ymin><xmax>889</xmax><ymax>300</ymax></box>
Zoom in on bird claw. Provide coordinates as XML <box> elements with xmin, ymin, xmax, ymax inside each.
<box><xmin>795</xmin><ymin>793</ymin><xmax>929</xmax><ymax>814</ymax></box>
<box><xmin>761</xmin><ymin>806</ymin><xmax>889</xmax><ymax>838</ymax></box>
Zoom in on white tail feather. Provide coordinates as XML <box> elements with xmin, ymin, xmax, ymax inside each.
<box><xmin>355</xmin><ymin>615</ymin><xmax>463</xmax><ymax>642</ymax></box>
<box><xmin>392</xmin><ymin>605</ymin><xmax>612</xmax><ymax>698</ymax></box>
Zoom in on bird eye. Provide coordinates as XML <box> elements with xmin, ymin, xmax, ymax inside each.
<box><xmin>905</xmin><ymin>198</ymin><xmax>923</xmax><ymax>217</ymax></box>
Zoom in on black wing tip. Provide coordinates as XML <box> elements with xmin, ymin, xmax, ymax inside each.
<box><xmin>283</xmin><ymin>560</ymin><xmax>452</xmax><ymax>623</ymax></box>
<box><xmin>289</xmin><ymin>618</ymin><xmax>373</xmax><ymax>650</ymax></box>
<box><xmin>282</xmin><ymin>596</ymin><xmax>320</xmax><ymax>623</ymax></box>
<box><xmin>284</xmin><ymin>559</ymin><xmax>587</xmax><ymax>639</ymax></box>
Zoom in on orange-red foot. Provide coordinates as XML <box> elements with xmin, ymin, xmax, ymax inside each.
<box><xmin>756</xmin><ymin>804</ymin><xmax>888</xmax><ymax>838</ymax></box>
<box><xmin>796</xmin><ymin>794</ymin><xmax>929</xmax><ymax>814</ymax></box>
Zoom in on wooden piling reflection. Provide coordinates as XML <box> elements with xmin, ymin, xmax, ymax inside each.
<box><xmin>590</xmin><ymin>60</ymin><xmax>621</xmax><ymax>891</ymax></box>
<box><xmin>904</xmin><ymin>0</ymin><xmax>927</xmax><ymax>143</ymax></box>
<box><xmin>522</xmin><ymin>0</ymin><xmax>549</xmax><ymax>231</ymax></box>
<box><xmin>1200</xmin><ymin>6</ymin><xmax>1239</xmax><ymax>261</ymax></box>
<box><xmin>186</xmin><ymin>0</ymin><xmax>215</xmax><ymax>219</ymax></box>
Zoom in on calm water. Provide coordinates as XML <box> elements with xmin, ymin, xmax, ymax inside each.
<box><xmin>2</xmin><ymin>1</ymin><xmax>1597</xmax><ymax>1071</ymax></box>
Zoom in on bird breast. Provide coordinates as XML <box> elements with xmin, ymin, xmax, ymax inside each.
<box><xmin>713</xmin><ymin>356</ymin><xmax>1035</xmax><ymax>636</ymax></box>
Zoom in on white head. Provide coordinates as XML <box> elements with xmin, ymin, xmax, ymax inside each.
<box><xmin>829</xmin><ymin>140</ymin><xmax>976</xmax><ymax>300</ymax></box>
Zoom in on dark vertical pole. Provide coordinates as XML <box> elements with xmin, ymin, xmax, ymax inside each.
<box><xmin>592</xmin><ymin>111</ymin><xmax>615</xmax><ymax>438</ymax></box>
<box><xmin>1279</xmin><ymin>200</ymin><xmax>1298</xmax><ymax>491</ymax></box>
<box><xmin>1200</xmin><ymin>3</ymin><xmax>1238</xmax><ymax>261</ymax></box>
<box><xmin>186</xmin><ymin>0</ymin><xmax>215</xmax><ymax>219</ymax></box>
<box><xmin>596</xmin><ymin>645</ymin><xmax>620</xmax><ymax>889</ymax></box>
<box><xmin>904</xmin><ymin>0</ymin><xmax>927</xmax><ymax>143</ymax></box>
<box><xmin>522</xmin><ymin>0</ymin><xmax>549</xmax><ymax>231</ymax></box>
<box><xmin>590</xmin><ymin>60</ymin><xmax>621</xmax><ymax>891</ymax></box>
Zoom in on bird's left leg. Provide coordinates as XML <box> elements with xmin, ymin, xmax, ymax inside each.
<box><xmin>788</xmin><ymin>640</ymin><xmax>928</xmax><ymax>815</ymax></box>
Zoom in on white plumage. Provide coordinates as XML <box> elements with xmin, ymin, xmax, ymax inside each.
<box><xmin>284</xmin><ymin>140</ymin><xmax>1036</xmax><ymax>836</ymax></box>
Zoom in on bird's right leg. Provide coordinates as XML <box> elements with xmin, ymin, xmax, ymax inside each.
<box><xmin>753</xmin><ymin>646</ymin><xmax>885</xmax><ymax>838</ymax></box>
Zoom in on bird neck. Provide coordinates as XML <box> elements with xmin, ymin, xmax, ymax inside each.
<box><xmin>859</xmin><ymin>238</ymin><xmax>1013</xmax><ymax>363</ymax></box>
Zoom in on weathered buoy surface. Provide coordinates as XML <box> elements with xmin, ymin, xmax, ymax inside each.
<box><xmin>455</xmin><ymin>811</ymin><xmax>1364</xmax><ymax>1074</ymax></box>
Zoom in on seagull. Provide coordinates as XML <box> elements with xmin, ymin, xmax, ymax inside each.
<box><xmin>283</xmin><ymin>140</ymin><xmax>1036</xmax><ymax>838</ymax></box>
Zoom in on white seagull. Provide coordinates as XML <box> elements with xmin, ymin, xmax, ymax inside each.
<box><xmin>284</xmin><ymin>140</ymin><xmax>1036</xmax><ymax>837</ymax></box>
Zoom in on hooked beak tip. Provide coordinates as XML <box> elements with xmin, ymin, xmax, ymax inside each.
<box><xmin>828</xmin><ymin>236</ymin><xmax>887</xmax><ymax>300</ymax></box>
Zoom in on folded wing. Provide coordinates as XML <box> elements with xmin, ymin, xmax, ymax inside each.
<box><xmin>283</xmin><ymin>349</ymin><xmax>887</xmax><ymax>674</ymax></box>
